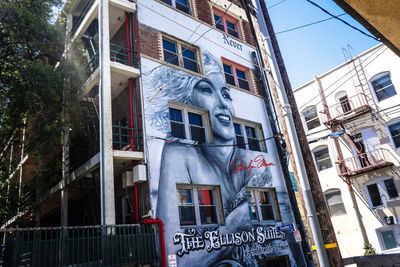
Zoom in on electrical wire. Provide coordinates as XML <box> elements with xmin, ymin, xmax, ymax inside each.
<box><xmin>298</xmin><ymin>45</ymin><xmax>386</xmax><ymax>111</ymax></box>
<box><xmin>267</xmin><ymin>0</ymin><xmax>287</xmax><ymax>9</ymax></box>
<box><xmin>305</xmin><ymin>0</ymin><xmax>380</xmax><ymax>42</ymax></box>
<box><xmin>275</xmin><ymin>13</ymin><xmax>347</xmax><ymax>35</ymax></box>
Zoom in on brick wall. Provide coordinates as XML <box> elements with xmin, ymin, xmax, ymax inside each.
<box><xmin>194</xmin><ymin>0</ymin><xmax>213</xmax><ymax>26</ymax></box>
<box><xmin>138</xmin><ymin>24</ymin><xmax>161</xmax><ymax>60</ymax></box>
<box><xmin>241</xmin><ymin>20</ymin><xmax>255</xmax><ymax>47</ymax></box>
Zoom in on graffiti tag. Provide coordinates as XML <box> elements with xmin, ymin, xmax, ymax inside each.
<box><xmin>229</xmin><ymin>155</ymin><xmax>275</xmax><ymax>176</ymax></box>
<box><xmin>223</xmin><ymin>34</ymin><xmax>243</xmax><ymax>51</ymax></box>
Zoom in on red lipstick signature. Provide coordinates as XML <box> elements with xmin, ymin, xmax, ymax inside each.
<box><xmin>229</xmin><ymin>155</ymin><xmax>275</xmax><ymax>176</ymax></box>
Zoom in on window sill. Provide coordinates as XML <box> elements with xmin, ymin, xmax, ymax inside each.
<box><xmin>227</xmin><ymin>83</ymin><xmax>263</xmax><ymax>98</ymax></box>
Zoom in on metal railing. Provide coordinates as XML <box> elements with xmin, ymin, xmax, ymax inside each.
<box><xmin>113</xmin><ymin>122</ymin><xmax>142</xmax><ymax>151</ymax></box>
<box><xmin>0</xmin><ymin>224</ymin><xmax>157</xmax><ymax>267</ymax></box>
<box><xmin>70</xmin><ymin>0</ymin><xmax>96</xmax><ymax>36</ymax></box>
<box><xmin>336</xmin><ymin>148</ymin><xmax>393</xmax><ymax>176</ymax></box>
<box><xmin>110</xmin><ymin>43</ymin><xmax>139</xmax><ymax>68</ymax></box>
<box><xmin>322</xmin><ymin>93</ymin><xmax>370</xmax><ymax>124</ymax></box>
<box><xmin>83</xmin><ymin>52</ymin><xmax>100</xmax><ymax>78</ymax></box>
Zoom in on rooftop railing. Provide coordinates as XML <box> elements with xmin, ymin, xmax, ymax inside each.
<box><xmin>70</xmin><ymin>0</ymin><xmax>96</xmax><ymax>36</ymax></box>
<box><xmin>336</xmin><ymin>148</ymin><xmax>393</xmax><ymax>177</ymax></box>
<box><xmin>0</xmin><ymin>224</ymin><xmax>157</xmax><ymax>267</ymax></box>
<box><xmin>322</xmin><ymin>93</ymin><xmax>371</xmax><ymax>125</ymax></box>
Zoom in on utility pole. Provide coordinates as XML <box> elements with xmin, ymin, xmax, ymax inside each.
<box><xmin>254</xmin><ymin>1</ymin><xmax>343</xmax><ymax>266</ymax></box>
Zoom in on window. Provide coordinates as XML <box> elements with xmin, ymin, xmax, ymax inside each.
<box><xmin>162</xmin><ymin>38</ymin><xmax>199</xmax><ymax>73</ymax></box>
<box><xmin>176</xmin><ymin>185</ymin><xmax>223</xmax><ymax>226</ymax></box>
<box><xmin>213</xmin><ymin>9</ymin><xmax>239</xmax><ymax>39</ymax></box>
<box><xmin>324</xmin><ymin>189</ymin><xmax>346</xmax><ymax>217</ymax></box>
<box><xmin>169</xmin><ymin>106</ymin><xmax>208</xmax><ymax>143</ymax></box>
<box><xmin>365</xmin><ymin>178</ymin><xmax>399</xmax><ymax>209</ymax></box>
<box><xmin>378</xmin><ymin>228</ymin><xmax>399</xmax><ymax>250</ymax></box>
<box><xmin>313</xmin><ymin>146</ymin><xmax>332</xmax><ymax>171</ymax></box>
<box><xmin>371</xmin><ymin>73</ymin><xmax>396</xmax><ymax>101</ymax></box>
<box><xmin>161</xmin><ymin>0</ymin><xmax>191</xmax><ymax>14</ymax></box>
<box><xmin>233</xmin><ymin>121</ymin><xmax>263</xmax><ymax>151</ymax></box>
<box><xmin>338</xmin><ymin>95</ymin><xmax>351</xmax><ymax>113</ymax></box>
<box><xmin>222</xmin><ymin>60</ymin><xmax>250</xmax><ymax>91</ymax></box>
<box><xmin>388</xmin><ymin>121</ymin><xmax>400</xmax><ymax>149</ymax></box>
<box><xmin>302</xmin><ymin>106</ymin><xmax>320</xmax><ymax>131</ymax></box>
<box><xmin>245</xmin><ymin>188</ymin><xmax>280</xmax><ymax>222</ymax></box>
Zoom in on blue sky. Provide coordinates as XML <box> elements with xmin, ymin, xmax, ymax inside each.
<box><xmin>267</xmin><ymin>0</ymin><xmax>380</xmax><ymax>89</ymax></box>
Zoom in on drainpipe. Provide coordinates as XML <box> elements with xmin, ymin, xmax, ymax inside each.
<box><xmin>315</xmin><ymin>75</ymin><xmax>369</xmax><ymax>246</ymax></box>
<box><xmin>143</xmin><ymin>219</ymin><xmax>167</xmax><ymax>267</ymax></box>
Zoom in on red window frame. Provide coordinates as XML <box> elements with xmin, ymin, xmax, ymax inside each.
<box><xmin>222</xmin><ymin>58</ymin><xmax>252</xmax><ymax>91</ymax></box>
<box><xmin>213</xmin><ymin>8</ymin><xmax>240</xmax><ymax>39</ymax></box>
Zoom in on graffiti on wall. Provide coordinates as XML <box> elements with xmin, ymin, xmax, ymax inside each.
<box><xmin>142</xmin><ymin>51</ymin><xmax>301</xmax><ymax>266</ymax></box>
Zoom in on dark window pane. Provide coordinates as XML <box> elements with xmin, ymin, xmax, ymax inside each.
<box><xmin>238</xmin><ymin>78</ymin><xmax>250</xmax><ymax>91</ymax></box>
<box><xmin>382</xmin><ymin>230</ymin><xmax>398</xmax><ymax>250</ymax></box>
<box><xmin>236</xmin><ymin>69</ymin><xmax>246</xmax><ymax>80</ymax></box>
<box><xmin>176</xmin><ymin>0</ymin><xmax>190</xmax><ymax>14</ymax></box>
<box><xmin>339</xmin><ymin>95</ymin><xmax>351</xmax><ymax>113</ymax></box>
<box><xmin>246</xmin><ymin>191</ymin><xmax>258</xmax><ymax>220</ymax></box>
<box><xmin>177</xmin><ymin>189</ymin><xmax>193</xmax><ymax>204</ymax></box>
<box><xmin>214</xmin><ymin>15</ymin><xmax>225</xmax><ymax>31</ymax></box>
<box><xmin>161</xmin><ymin>0</ymin><xmax>172</xmax><ymax>5</ymax></box>
<box><xmin>182</xmin><ymin>47</ymin><xmax>195</xmax><ymax>60</ymax></box>
<box><xmin>367</xmin><ymin>184</ymin><xmax>383</xmax><ymax>207</ymax></box>
<box><xmin>234</xmin><ymin>123</ymin><xmax>242</xmax><ymax>135</ymax></box>
<box><xmin>190</xmin><ymin>126</ymin><xmax>205</xmax><ymax>143</ymax></box>
<box><xmin>325</xmin><ymin>190</ymin><xmax>346</xmax><ymax>216</ymax></box>
<box><xmin>304</xmin><ymin>106</ymin><xmax>320</xmax><ymax>130</ymax></box>
<box><xmin>179</xmin><ymin>206</ymin><xmax>195</xmax><ymax>225</ymax></box>
<box><xmin>389</xmin><ymin>123</ymin><xmax>400</xmax><ymax>148</ymax></box>
<box><xmin>183</xmin><ymin>58</ymin><xmax>198</xmax><ymax>72</ymax></box>
<box><xmin>314</xmin><ymin>148</ymin><xmax>332</xmax><ymax>171</ymax></box>
<box><xmin>384</xmin><ymin>179</ymin><xmax>399</xmax><ymax>199</ymax></box>
<box><xmin>163</xmin><ymin>39</ymin><xmax>177</xmax><ymax>53</ymax></box>
<box><xmin>223</xmin><ymin>64</ymin><xmax>233</xmax><ymax>74</ymax></box>
<box><xmin>372</xmin><ymin>75</ymin><xmax>397</xmax><ymax>101</ymax></box>
<box><xmin>248</xmin><ymin>138</ymin><xmax>260</xmax><ymax>151</ymax></box>
<box><xmin>225</xmin><ymin>73</ymin><xmax>235</xmax><ymax>86</ymax></box>
<box><xmin>188</xmin><ymin>113</ymin><xmax>202</xmax><ymax>126</ymax></box>
<box><xmin>171</xmin><ymin>122</ymin><xmax>185</xmax><ymax>139</ymax></box>
<box><xmin>261</xmin><ymin>205</ymin><xmax>274</xmax><ymax>221</ymax></box>
<box><xmin>245</xmin><ymin>126</ymin><xmax>256</xmax><ymax>138</ymax></box>
<box><xmin>199</xmin><ymin>206</ymin><xmax>217</xmax><ymax>224</ymax></box>
<box><xmin>163</xmin><ymin>50</ymin><xmax>179</xmax><ymax>66</ymax></box>
<box><xmin>169</xmin><ymin>108</ymin><xmax>183</xmax><ymax>122</ymax></box>
<box><xmin>236</xmin><ymin>136</ymin><xmax>245</xmax><ymax>149</ymax></box>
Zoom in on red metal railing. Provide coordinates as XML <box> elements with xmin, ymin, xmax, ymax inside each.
<box><xmin>323</xmin><ymin>93</ymin><xmax>370</xmax><ymax>124</ymax></box>
<box><xmin>336</xmin><ymin>148</ymin><xmax>393</xmax><ymax>176</ymax></box>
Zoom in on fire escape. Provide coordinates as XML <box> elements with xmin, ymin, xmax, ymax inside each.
<box><xmin>321</xmin><ymin>45</ymin><xmax>393</xmax><ymax>178</ymax></box>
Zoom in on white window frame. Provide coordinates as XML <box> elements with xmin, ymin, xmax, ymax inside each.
<box><xmin>169</xmin><ymin>101</ymin><xmax>211</xmax><ymax>143</ymax></box>
<box><xmin>176</xmin><ymin>184</ymin><xmax>224</xmax><ymax>226</ymax></box>
<box><xmin>302</xmin><ymin>106</ymin><xmax>321</xmax><ymax>131</ymax></box>
<box><xmin>233</xmin><ymin>118</ymin><xmax>265</xmax><ymax>152</ymax></box>
<box><xmin>370</xmin><ymin>71</ymin><xmax>397</xmax><ymax>102</ymax></box>
<box><xmin>376</xmin><ymin>225</ymin><xmax>400</xmax><ymax>251</ymax></box>
<box><xmin>387</xmin><ymin>118</ymin><xmax>400</xmax><ymax>150</ymax></box>
<box><xmin>324</xmin><ymin>188</ymin><xmax>346</xmax><ymax>217</ymax></box>
<box><xmin>312</xmin><ymin>146</ymin><xmax>332</xmax><ymax>172</ymax></box>
<box><xmin>364</xmin><ymin>177</ymin><xmax>400</xmax><ymax>209</ymax></box>
<box><xmin>245</xmin><ymin>187</ymin><xmax>281</xmax><ymax>222</ymax></box>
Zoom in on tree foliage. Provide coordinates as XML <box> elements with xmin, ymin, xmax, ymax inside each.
<box><xmin>0</xmin><ymin>0</ymin><xmax>85</xmax><ymax>226</ymax></box>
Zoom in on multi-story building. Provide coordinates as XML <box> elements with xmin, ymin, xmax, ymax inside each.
<box><xmin>0</xmin><ymin>0</ymin><xmax>310</xmax><ymax>266</ymax></box>
<box><xmin>293</xmin><ymin>43</ymin><xmax>400</xmax><ymax>257</ymax></box>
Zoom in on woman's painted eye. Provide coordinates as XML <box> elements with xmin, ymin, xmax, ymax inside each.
<box><xmin>200</xmin><ymin>85</ymin><xmax>212</xmax><ymax>94</ymax></box>
<box><xmin>222</xmin><ymin>89</ymin><xmax>232</xmax><ymax>100</ymax></box>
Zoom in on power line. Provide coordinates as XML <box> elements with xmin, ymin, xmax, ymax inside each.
<box><xmin>298</xmin><ymin>45</ymin><xmax>386</xmax><ymax>111</ymax></box>
<box><xmin>305</xmin><ymin>0</ymin><xmax>380</xmax><ymax>42</ymax></box>
<box><xmin>267</xmin><ymin>0</ymin><xmax>287</xmax><ymax>9</ymax></box>
<box><xmin>275</xmin><ymin>13</ymin><xmax>347</xmax><ymax>35</ymax></box>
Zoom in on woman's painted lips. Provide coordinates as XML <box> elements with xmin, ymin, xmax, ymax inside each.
<box><xmin>216</xmin><ymin>114</ymin><xmax>230</xmax><ymax>123</ymax></box>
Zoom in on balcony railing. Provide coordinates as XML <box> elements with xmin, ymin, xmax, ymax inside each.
<box><xmin>0</xmin><ymin>224</ymin><xmax>157</xmax><ymax>267</ymax></box>
<box><xmin>110</xmin><ymin>43</ymin><xmax>139</xmax><ymax>68</ymax></box>
<box><xmin>322</xmin><ymin>93</ymin><xmax>371</xmax><ymax>125</ymax></box>
<box><xmin>70</xmin><ymin>0</ymin><xmax>96</xmax><ymax>36</ymax></box>
<box><xmin>113</xmin><ymin>122</ymin><xmax>142</xmax><ymax>152</ymax></box>
<box><xmin>336</xmin><ymin>148</ymin><xmax>393</xmax><ymax>177</ymax></box>
<box><xmin>83</xmin><ymin>51</ymin><xmax>99</xmax><ymax>78</ymax></box>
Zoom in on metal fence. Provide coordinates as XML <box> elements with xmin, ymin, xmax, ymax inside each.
<box><xmin>113</xmin><ymin>122</ymin><xmax>142</xmax><ymax>151</ymax></box>
<box><xmin>0</xmin><ymin>224</ymin><xmax>157</xmax><ymax>267</ymax></box>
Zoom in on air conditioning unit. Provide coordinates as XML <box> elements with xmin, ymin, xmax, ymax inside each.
<box><xmin>122</xmin><ymin>171</ymin><xmax>134</xmax><ymax>188</ymax></box>
<box><xmin>133</xmin><ymin>164</ymin><xmax>147</xmax><ymax>183</ymax></box>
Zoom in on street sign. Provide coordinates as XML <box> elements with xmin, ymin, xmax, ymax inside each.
<box><xmin>294</xmin><ymin>230</ymin><xmax>302</xmax><ymax>242</ymax></box>
<box><xmin>277</xmin><ymin>223</ymin><xmax>295</xmax><ymax>232</ymax></box>
<box><xmin>330</xmin><ymin>129</ymin><xmax>349</xmax><ymax>138</ymax></box>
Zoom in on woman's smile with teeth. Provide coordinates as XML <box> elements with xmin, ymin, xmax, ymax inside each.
<box><xmin>217</xmin><ymin>114</ymin><xmax>230</xmax><ymax>122</ymax></box>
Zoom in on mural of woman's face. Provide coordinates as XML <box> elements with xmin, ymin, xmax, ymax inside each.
<box><xmin>192</xmin><ymin>72</ymin><xmax>235</xmax><ymax>142</ymax></box>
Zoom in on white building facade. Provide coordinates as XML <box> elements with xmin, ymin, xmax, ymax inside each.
<box><xmin>293</xmin><ymin>43</ymin><xmax>400</xmax><ymax>258</ymax></box>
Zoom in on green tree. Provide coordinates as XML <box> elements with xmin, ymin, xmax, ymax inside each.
<box><xmin>0</xmin><ymin>0</ymin><xmax>84</xmax><ymax>226</ymax></box>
